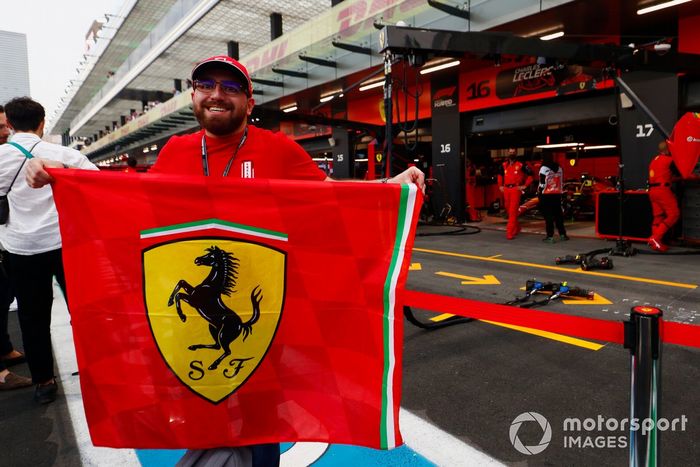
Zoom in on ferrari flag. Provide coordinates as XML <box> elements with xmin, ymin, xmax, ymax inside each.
<box><xmin>667</xmin><ymin>111</ymin><xmax>700</xmax><ymax>179</ymax></box>
<box><xmin>50</xmin><ymin>170</ymin><xmax>421</xmax><ymax>450</ymax></box>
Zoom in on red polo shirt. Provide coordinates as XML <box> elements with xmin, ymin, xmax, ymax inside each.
<box><xmin>151</xmin><ymin>125</ymin><xmax>327</xmax><ymax>181</ymax></box>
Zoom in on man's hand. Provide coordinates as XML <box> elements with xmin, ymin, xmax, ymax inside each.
<box><xmin>26</xmin><ymin>158</ymin><xmax>64</xmax><ymax>188</ymax></box>
<box><xmin>388</xmin><ymin>166</ymin><xmax>425</xmax><ymax>192</ymax></box>
<box><xmin>325</xmin><ymin>166</ymin><xmax>425</xmax><ymax>191</ymax></box>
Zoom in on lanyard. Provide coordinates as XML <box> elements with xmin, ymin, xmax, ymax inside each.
<box><xmin>201</xmin><ymin>126</ymin><xmax>248</xmax><ymax>177</ymax></box>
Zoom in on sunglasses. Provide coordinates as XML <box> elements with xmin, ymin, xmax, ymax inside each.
<box><xmin>193</xmin><ymin>79</ymin><xmax>247</xmax><ymax>96</ymax></box>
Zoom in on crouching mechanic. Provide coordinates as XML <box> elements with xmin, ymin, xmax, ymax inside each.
<box><xmin>26</xmin><ymin>55</ymin><xmax>424</xmax><ymax>466</ymax></box>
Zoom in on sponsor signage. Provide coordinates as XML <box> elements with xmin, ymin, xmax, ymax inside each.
<box><xmin>431</xmin><ymin>74</ymin><xmax>463</xmax><ymax>221</ymax></box>
<box><xmin>432</xmin><ymin>86</ymin><xmax>457</xmax><ymax>109</ymax></box>
<box><xmin>460</xmin><ymin>60</ymin><xmax>611</xmax><ymax>113</ymax></box>
<box><xmin>346</xmin><ymin>61</ymin><xmax>610</xmax><ymax>127</ymax></box>
<box><xmin>243</xmin><ymin>0</ymin><xmax>429</xmax><ymax>74</ymax></box>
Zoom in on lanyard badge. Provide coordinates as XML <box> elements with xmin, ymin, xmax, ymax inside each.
<box><xmin>201</xmin><ymin>126</ymin><xmax>248</xmax><ymax>177</ymax></box>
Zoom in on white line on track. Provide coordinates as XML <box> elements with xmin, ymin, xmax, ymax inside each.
<box><xmin>400</xmin><ymin>409</ymin><xmax>506</xmax><ymax>466</ymax></box>
<box><xmin>52</xmin><ymin>283</ymin><xmax>140</xmax><ymax>466</ymax></box>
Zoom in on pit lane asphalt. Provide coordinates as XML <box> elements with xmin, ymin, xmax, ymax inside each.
<box><xmin>0</xmin><ymin>307</ymin><xmax>81</xmax><ymax>467</ymax></box>
<box><xmin>402</xmin><ymin>225</ymin><xmax>700</xmax><ymax>465</ymax></box>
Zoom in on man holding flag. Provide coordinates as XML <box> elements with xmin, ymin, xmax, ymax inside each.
<box><xmin>27</xmin><ymin>55</ymin><xmax>424</xmax><ymax>188</ymax></box>
<box><xmin>27</xmin><ymin>56</ymin><xmax>424</xmax><ymax>466</ymax></box>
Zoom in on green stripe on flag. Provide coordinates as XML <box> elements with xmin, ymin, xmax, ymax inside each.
<box><xmin>380</xmin><ymin>184</ymin><xmax>416</xmax><ymax>449</ymax></box>
<box><xmin>140</xmin><ymin>218</ymin><xmax>288</xmax><ymax>241</ymax></box>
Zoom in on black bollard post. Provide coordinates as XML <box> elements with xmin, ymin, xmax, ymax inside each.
<box><xmin>624</xmin><ymin>305</ymin><xmax>663</xmax><ymax>467</ymax></box>
<box><xmin>383</xmin><ymin>51</ymin><xmax>393</xmax><ymax>178</ymax></box>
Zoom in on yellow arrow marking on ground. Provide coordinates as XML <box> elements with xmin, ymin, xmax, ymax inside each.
<box><xmin>409</xmin><ymin>263</ymin><xmax>422</xmax><ymax>271</ymax></box>
<box><xmin>414</xmin><ymin>247</ymin><xmax>697</xmax><ymax>289</ymax></box>
<box><xmin>436</xmin><ymin>271</ymin><xmax>501</xmax><ymax>285</ymax></box>
<box><xmin>429</xmin><ymin>314</ymin><xmax>603</xmax><ymax>350</ymax></box>
<box><xmin>562</xmin><ymin>293</ymin><xmax>612</xmax><ymax>305</ymax></box>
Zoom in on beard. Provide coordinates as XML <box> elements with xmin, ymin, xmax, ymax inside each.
<box><xmin>193</xmin><ymin>99</ymin><xmax>247</xmax><ymax>136</ymax></box>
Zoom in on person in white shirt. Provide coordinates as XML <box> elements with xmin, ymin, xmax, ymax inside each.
<box><xmin>0</xmin><ymin>97</ymin><xmax>97</xmax><ymax>404</ymax></box>
<box><xmin>0</xmin><ymin>104</ymin><xmax>33</xmax><ymax>391</ymax></box>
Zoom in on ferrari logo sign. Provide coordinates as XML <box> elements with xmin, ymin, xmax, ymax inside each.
<box><xmin>143</xmin><ymin>237</ymin><xmax>286</xmax><ymax>403</ymax></box>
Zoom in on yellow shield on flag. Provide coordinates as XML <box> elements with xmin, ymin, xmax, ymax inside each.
<box><xmin>143</xmin><ymin>238</ymin><xmax>285</xmax><ymax>403</ymax></box>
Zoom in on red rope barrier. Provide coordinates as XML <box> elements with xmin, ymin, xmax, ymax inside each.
<box><xmin>402</xmin><ymin>290</ymin><xmax>700</xmax><ymax>349</ymax></box>
<box><xmin>662</xmin><ymin>321</ymin><xmax>700</xmax><ymax>348</ymax></box>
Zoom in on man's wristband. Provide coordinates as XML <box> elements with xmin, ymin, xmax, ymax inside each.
<box><xmin>62</xmin><ymin>163</ymin><xmax>70</xmax><ymax>169</ymax></box>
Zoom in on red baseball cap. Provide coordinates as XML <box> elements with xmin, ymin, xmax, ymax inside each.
<box><xmin>191</xmin><ymin>55</ymin><xmax>253</xmax><ymax>96</ymax></box>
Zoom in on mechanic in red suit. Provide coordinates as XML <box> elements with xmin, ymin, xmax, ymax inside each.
<box><xmin>498</xmin><ymin>148</ymin><xmax>532</xmax><ymax>239</ymax></box>
<box><xmin>647</xmin><ymin>141</ymin><xmax>680</xmax><ymax>252</ymax></box>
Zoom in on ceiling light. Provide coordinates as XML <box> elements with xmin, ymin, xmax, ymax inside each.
<box><xmin>420</xmin><ymin>59</ymin><xmax>460</xmax><ymax>75</ymax></box>
<box><xmin>583</xmin><ymin>145</ymin><xmax>617</xmax><ymax>150</ymax></box>
<box><xmin>524</xmin><ymin>24</ymin><xmax>563</xmax><ymax>38</ymax></box>
<box><xmin>637</xmin><ymin>0</ymin><xmax>692</xmax><ymax>15</ymax></box>
<box><xmin>320</xmin><ymin>89</ymin><xmax>343</xmax><ymax>103</ymax></box>
<box><xmin>359</xmin><ymin>80</ymin><xmax>384</xmax><ymax>92</ymax></box>
<box><xmin>540</xmin><ymin>31</ymin><xmax>564</xmax><ymax>41</ymax></box>
<box><xmin>282</xmin><ymin>105</ymin><xmax>297</xmax><ymax>113</ymax></box>
<box><xmin>536</xmin><ymin>142</ymin><xmax>581</xmax><ymax>149</ymax></box>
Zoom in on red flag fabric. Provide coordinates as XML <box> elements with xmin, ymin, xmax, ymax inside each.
<box><xmin>667</xmin><ymin>111</ymin><xmax>700</xmax><ymax>179</ymax></box>
<box><xmin>50</xmin><ymin>170</ymin><xmax>421</xmax><ymax>450</ymax></box>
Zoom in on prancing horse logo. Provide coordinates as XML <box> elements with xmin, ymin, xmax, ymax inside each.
<box><xmin>168</xmin><ymin>246</ymin><xmax>263</xmax><ymax>371</ymax></box>
<box><xmin>143</xmin><ymin>237</ymin><xmax>286</xmax><ymax>403</ymax></box>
